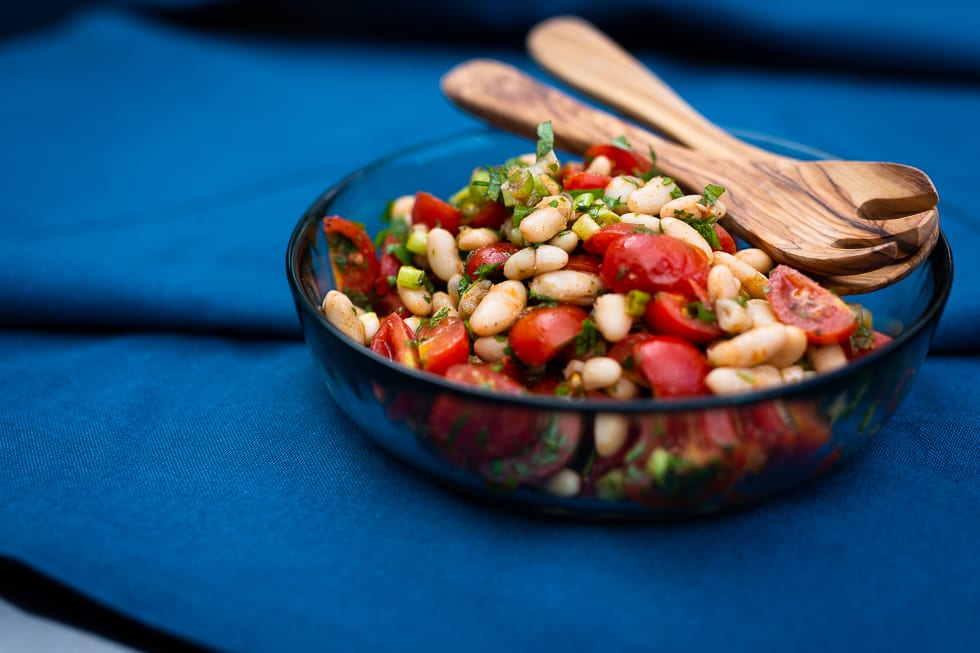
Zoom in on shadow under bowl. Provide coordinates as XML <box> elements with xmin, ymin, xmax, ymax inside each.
<box><xmin>286</xmin><ymin>128</ymin><xmax>952</xmax><ymax>520</ymax></box>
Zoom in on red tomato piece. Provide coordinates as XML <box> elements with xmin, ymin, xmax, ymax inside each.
<box><xmin>430</xmin><ymin>364</ymin><xmax>537</xmax><ymax>462</ymax></box>
<box><xmin>767</xmin><ymin>264</ymin><xmax>858</xmax><ymax>344</ymax></box>
<box><xmin>636</xmin><ymin>336</ymin><xmax>711</xmax><ymax>397</ymax></box>
<box><xmin>713</xmin><ymin>222</ymin><xmax>737</xmax><ymax>254</ymax></box>
<box><xmin>582</xmin><ymin>223</ymin><xmax>659</xmax><ymax>256</ymax></box>
<box><xmin>370</xmin><ymin>312</ymin><xmax>419</xmax><ymax>368</ymax></box>
<box><xmin>644</xmin><ymin>291</ymin><xmax>723</xmax><ymax>344</ymax></box>
<box><xmin>464</xmin><ymin>242</ymin><xmax>519</xmax><ymax>282</ymax></box>
<box><xmin>600</xmin><ymin>232</ymin><xmax>710</xmax><ymax>301</ymax></box>
<box><xmin>842</xmin><ymin>329</ymin><xmax>894</xmax><ymax>359</ymax></box>
<box><xmin>564</xmin><ymin>253</ymin><xmax>603</xmax><ymax>275</ymax></box>
<box><xmin>563</xmin><ymin>171</ymin><xmax>612</xmax><ymax>190</ymax></box>
<box><xmin>467</xmin><ymin>200</ymin><xmax>510</xmax><ymax>230</ymax></box>
<box><xmin>375</xmin><ymin>234</ymin><xmax>403</xmax><ymax>296</ymax></box>
<box><xmin>412</xmin><ymin>191</ymin><xmax>462</xmax><ymax>234</ymax></box>
<box><xmin>585</xmin><ymin>143</ymin><xmax>653</xmax><ymax>177</ymax></box>
<box><xmin>417</xmin><ymin>315</ymin><xmax>470</xmax><ymax>376</ymax></box>
<box><xmin>322</xmin><ymin>216</ymin><xmax>380</xmax><ymax>298</ymax></box>
<box><xmin>508</xmin><ymin>305</ymin><xmax>591</xmax><ymax>366</ymax></box>
<box><xmin>607</xmin><ymin>332</ymin><xmax>657</xmax><ymax>384</ymax></box>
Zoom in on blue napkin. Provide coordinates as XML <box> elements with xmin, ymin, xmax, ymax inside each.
<box><xmin>1</xmin><ymin>2</ymin><xmax>978</xmax><ymax>651</ymax></box>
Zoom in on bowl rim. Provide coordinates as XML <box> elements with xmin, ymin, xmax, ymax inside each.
<box><xmin>286</xmin><ymin>127</ymin><xmax>953</xmax><ymax>413</ymax></box>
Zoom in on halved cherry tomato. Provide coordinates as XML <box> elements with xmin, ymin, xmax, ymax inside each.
<box><xmin>585</xmin><ymin>143</ymin><xmax>653</xmax><ymax>177</ymax></box>
<box><xmin>563</xmin><ymin>171</ymin><xmax>612</xmax><ymax>190</ymax></box>
<box><xmin>607</xmin><ymin>332</ymin><xmax>657</xmax><ymax>384</ymax></box>
<box><xmin>412</xmin><ymin>190</ymin><xmax>462</xmax><ymax>234</ymax></box>
<box><xmin>322</xmin><ymin>216</ymin><xmax>379</xmax><ymax>298</ymax></box>
<box><xmin>564</xmin><ymin>253</ymin><xmax>603</xmax><ymax>275</ymax></box>
<box><xmin>713</xmin><ymin>222</ymin><xmax>737</xmax><ymax>254</ymax></box>
<box><xmin>375</xmin><ymin>234</ymin><xmax>403</xmax><ymax>296</ymax></box>
<box><xmin>417</xmin><ymin>315</ymin><xmax>470</xmax><ymax>376</ymax></box>
<box><xmin>370</xmin><ymin>312</ymin><xmax>419</xmax><ymax>368</ymax></box>
<box><xmin>508</xmin><ymin>304</ymin><xmax>590</xmax><ymax>366</ymax></box>
<box><xmin>843</xmin><ymin>329</ymin><xmax>894</xmax><ymax>359</ymax></box>
<box><xmin>600</xmin><ymin>232</ymin><xmax>710</xmax><ymax>301</ymax></box>
<box><xmin>645</xmin><ymin>291</ymin><xmax>723</xmax><ymax>344</ymax></box>
<box><xmin>768</xmin><ymin>264</ymin><xmax>857</xmax><ymax>344</ymax></box>
<box><xmin>636</xmin><ymin>336</ymin><xmax>710</xmax><ymax>397</ymax></box>
<box><xmin>582</xmin><ymin>223</ymin><xmax>658</xmax><ymax>256</ymax></box>
<box><xmin>464</xmin><ymin>242</ymin><xmax>518</xmax><ymax>282</ymax></box>
<box><xmin>467</xmin><ymin>200</ymin><xmax>510</xmax><ymax>230</ymax></box>
<box><xmin>430</xmin><ymin>363</ymin><xmax>537</xmax><ymax>462</ymax></box>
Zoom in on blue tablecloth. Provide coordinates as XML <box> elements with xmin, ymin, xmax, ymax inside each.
<box><xmin>2</xmin><ymin>1</ymin><xmax>978</xmax><ymax>651</ymax></box>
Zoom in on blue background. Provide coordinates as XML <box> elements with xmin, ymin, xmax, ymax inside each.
<box><xmin>2</xmin><ymin>1</ymin><xmax>978</xmax><ymax>650</ymax></box>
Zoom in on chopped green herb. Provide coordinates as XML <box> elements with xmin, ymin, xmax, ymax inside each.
<box><xmin>626</xmin><ymin>289</ymin><xmax>651</xmax><ymax>317</ymax></box>
<box><xmin>611</xmin><ymin>135</ymin><xmax>633</xmax><ymax>151</ymax></box>
<box><xmin>536</xmin><ymin>120</ymin><xmax>555</xmax><ymax>160</ymax></box>
<box><xmin>701</xmin><ymin>183</ymin><xmax>726</xmax><ymax>207</ymax></box>
<box><xmin>686</xmin><ymin>301</ymin><xmax>717</xmax><ymax>323</ymax></box>
<box><xmin>669</xmin><ymin>186</ymin><xmax>685</xmax><ymax>200</ymax></box>
<box><xmin>573</xmin><ymin>319</ymin><xmax>601</xmax><ymax>356</ymax></box>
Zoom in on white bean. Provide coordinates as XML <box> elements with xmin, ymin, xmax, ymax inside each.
<box><xmin>321</xmin><ymin>290</ymin><xmax>366</xmax><ymax>344</ymax></box>
<box><xmin>457</xmin><ymin>227</ymin><xmax>500</xmax><ymax>252</ymax></box>
<box><xmin>706</xmin><ymin>323</ymin><xmax>788</xmax><ymax>368</ymax></box>
<box><xmin>627</xmin><ymin>175</ymin><xmax>679</xmax><ymax>215</ymax></box>
<box><xmin>469</xmin><ymin>280</ymin><xmax>527</xmax><ymax>336</ymax></box>
<box><xmin>705</xmin><ymin>365</ymin><xmax>783</xmax><ymax>395</ymax></box>
<box><xmin>528</xmin><ymin>270</ymin><xmax>605</xmax><ymax>306</ymax></box>
<box><xmin>768</xmin><ymin>325</ymin><xmax>808</xmax><ymax>368</ymax></box>
<box><xmin>618</xmin><ymin>212</ymin><xmax>661</xmax><ymax>230</ymax></box>
<box><xmin>503</xmin><ymin>245</ymin><xmax>568</xmax><ymax>281</ymax></box>
<box><xmin>457</xmin><ymin>279</ymin><xmax>492</xmax><ymax>320</ymax></box>
<box><xmin>594</xmin><ymin>413</ymin><xmax>630</xmax><ymax>458</ymax></box>
<box><xmin>712</xmin><ymin>251</ymin><xmax>768</xmax><ymax>299</ymax></box>
<box><xmin>807</xmin><ymin>343</ymin><xmax>848</xmax><ymax>374</ymax></box>
<box><xmin>660</xmin><ymin>216</ymin><xmax>713</xmax><ymax>259</ymax></box>
<box><xmin>605</xmin><ymin>377</ymin><xmax>640</xmax><ymax>400</ymax></box>
<box><xmin>390</xmin><ymin>194</ymin><xmax>415</xmax><ymax>221</ymax></box>
<box><xmin>780</xmin><ymin>365</ymin><xmax>813</xmax><ymax>384</ymax></box>
<box><xmin>397</xmin><ymin>284</ymin><xmax>433</xmax><ymax>317</ymax></box>
<box><xmin>581</xmin><ymin>357</ymin><xmax>623</xmax><ymax>390</ymax></box>
<box><xmin>474</xmin><ymin>335</ymin><xmax>508</xmax><ymax>363</ymax></box>
<box><xmin>735</xmin><ymin>248</ymin><xmax>774</xmax><ymax>274</ymax></box>
<box><xmin>585</xmin><ymin>154</ymin><xmax>613</xmax><ymax>176</ymax></box>
<box><xmin>548</xmin><ymin>229</ymin><xmax>580</xmax><ymax>253</ymax></box>
<box><xmin>403</xmin><ymin>315</ymin><xmax>422</xmax><ymax>333</ymax></box>
<box><xmin>542</xmin><ymin>468</ymin><xmax>581</xmax><ymax>498</ymax></box>
<box><xmin>447</xmin><ymin>273</ymin><xmax>463</xmax><ymax>305</ymax></box>
<box><xmin>715</xmin><ymin>297</ymin><xmax>752</xmax><ymax>334</ymax></box>
<box><xmin>519</xmin><ymin>205</ymin><xmax>567</xmax><ymax>243</ymax></box>
<box><xmin>431</xmin><ymin>291</ymin><xmax>459</xmax><ymax>317</ymax></box>
<box><xmin>593</xmin><ymin>293</ymin><xmax>633</xmax><ymax>343</ymax></box>
<box><xmin>604</xmin><ymin>175</ymin><xmax>644</xmax><ymax>211</ymax></box>
<box><xmin>426</xmin><ymin>227</ymin><xmax>463</xmax><ymax>282</ymax></box>
<box><xmin>659</xmin><ymin>193</ymin><xmax>725</xmax><ymax>220</ymax></box>
<box><xmin>358</xmin><ymin>311</ymin><xmax>380</xmax><ymax>342</ymax></box>
<box><xmin>746</xmin><ymin>298</ymin><xmax>777</xmax><ymax>327</ymax></box>
<box><xmin>707</xmin><ymin>264</ymin><xmax>741</xmax><ymax>302</ymax></box>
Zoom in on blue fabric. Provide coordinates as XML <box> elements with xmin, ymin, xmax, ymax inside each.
<box><xmin>1</xmin><ymin>2</ymin><xmax>978</xmax><ymax>652</ymax></box>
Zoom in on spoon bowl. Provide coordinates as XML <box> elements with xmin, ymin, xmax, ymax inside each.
<box><xmin>440</xmin><ymin>58</ymin><xmax>939</xmax><ymax>285</ymax></box>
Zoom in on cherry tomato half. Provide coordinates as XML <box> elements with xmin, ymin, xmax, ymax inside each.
<box><xmin>322</xmin><ymin>216</ymin><xmax>380</xmax><ymax>298</ymax></box>
<box><xmin>417</xmin><ymin>315</ymin><xmax>470</xmax><ymax>376</ymax></box>
<box><xmin>713</xmin><ymin>222</ymin><xmax>737</xmax><ymax>254</ymax></box>
<box><xmin>412</xmin><ymin>190</ymin><xmax>462</xmax><ymax>234</ymax></box>
<box><xmin>508</xmin><ymin>304</ymin><xmax>591</xmax><ymax>366</ymax></box>
<box><xmin>843</xmin><ymin>329</ymin><xmax>894</xmax><ymax>359</ymax></box>
<box><xmin>645</xmin><ymin>291</ymin><xmax>723</xmax><ymax>344</ymax></box>
<box><xmin>636</xmin><ymin>336</ymin><xmax>710</xmax><ymax>398</ymax></box>
<box><xmin>600</xmin><ymin>232</ymin><xmax>710</xmax><ymax>301</ymax></box>
<box><xmin>582</xmin><ymin>223</ymin><xmax>658</xmax><ymax>256</ymax></box>
<box><xmin>370</xmin><ymin>312</ymin><xmax>418</xmax><ymax>368</ymax></box>
<box><xmin>585</xmin><ymin>143</ymin><xmax>653</xmax><ymax>177</ymax></box>
<box><xmin>767</xmin><ymin>264</ymin><xmax>857</xmax><ymax>344</ymax></box>
<box><xmin>467</xmin><ymin>200</ymin><xmax>510</xmax><ymax>230</ymax></box>
<box><xmin>563</xmin><ymin>171</ymin><xmax>612</xmax><ymax>190</ymax></box>
<box><xmin>464</xmin><ymin>242</ymin><xmax>519</xmax><ymax>282</ymax></box>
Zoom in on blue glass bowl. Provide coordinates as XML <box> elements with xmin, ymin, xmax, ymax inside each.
<box><xmin>286</xmin><ymin>129</ymin><xmax>952</xmax><ymax>519</ymax></box>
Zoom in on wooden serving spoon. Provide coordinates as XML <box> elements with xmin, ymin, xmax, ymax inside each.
<box><xmin>526</xmin><ymin>15</ymin><xmax>941</xmax><ymax>292</ymax></box>
<box><xmin>440</xmin><ymin>59</ymin><xmax>939</xmax><ymax>285</ymax></box>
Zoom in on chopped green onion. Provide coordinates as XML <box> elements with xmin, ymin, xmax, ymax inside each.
<box><xmin>572</xmin><ymin>214</ymin><xmax>601</xmax><ymax>241</ymax></box>
<box><xmin>573</xmin><ymin>192</ymin><xmax>596</xmax><ymax>211</ymax></box>
<box><xmin>396</xmin><ymin>265</ymin><xmax>426</xmax><ymax>289</ymax></box>
<box><xmin>625</xmin><ymin>289</ymin><xmax>651</xmax><ymax>316</ymax></box>
<box><xmin>405</xmin><ymin>228</ymin><xmax>428</xmax><ymax>255</ymax></box>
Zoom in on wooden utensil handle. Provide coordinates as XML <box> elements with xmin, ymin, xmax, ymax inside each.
<box><xmin>528</xmin><ymin>16</ymin><xmax>783</xmax><ymax>162</ymax></box>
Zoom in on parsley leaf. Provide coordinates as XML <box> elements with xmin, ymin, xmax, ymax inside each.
<box><xmin>611</xmin><ymin>135</ymin><xmax>633</xmax><ymax>151</ymax></box>
<box><xmin>680</xmin><ymin>217</ymin><xmax>721</xmax><ymax>250</ymax></box>
<box><xmin>573</xmin><ymin>319</ymin><xmax>601</xmax><ymax>356</ymax></box>
<box><xmin>701</xmin><ymin>183</ymin><xmax>726</xmax><ymax>207</ymax></box>
<box><xmin>536</xmin><ymin>121</ymin><xmax>554</xmax><ymax>160</ymax></box>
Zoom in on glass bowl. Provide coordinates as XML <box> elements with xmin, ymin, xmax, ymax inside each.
<box><xmin>286</xmin><ymin>128</ymin><xmax>952</xmax><ymax>519</ymax></box>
